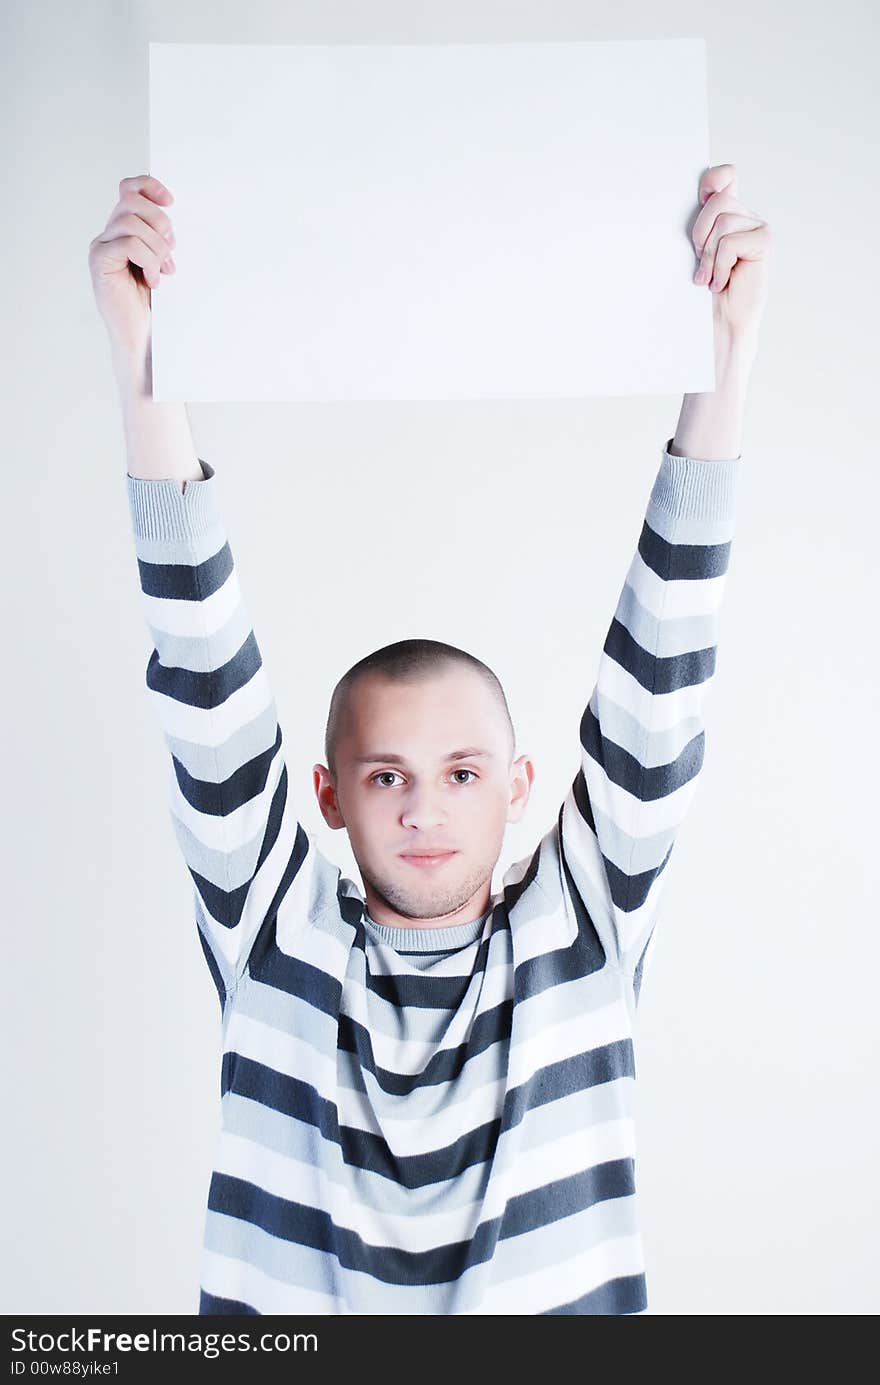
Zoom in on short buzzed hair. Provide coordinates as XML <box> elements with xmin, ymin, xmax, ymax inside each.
<box><xmin>323</xmin><ymin>638</ymin><xmax>516</xmax><ymax>780</ymax></box>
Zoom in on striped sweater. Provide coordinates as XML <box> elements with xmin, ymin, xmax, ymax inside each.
<box><xmin>125</xmin><ymin>439</ymin><xmax>738</xmax><ymax>1315</ymax></box>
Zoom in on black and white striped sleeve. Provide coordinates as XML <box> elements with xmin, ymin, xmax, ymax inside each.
<box><xmin>558</xmin><ymin>439</ymin><xmax>740</xmax><ymax>991</ymax></box>
<box><xmin>125</xmin><ymin>459</ymin><xmax>316</xmax><ymax>1008</ymax></box>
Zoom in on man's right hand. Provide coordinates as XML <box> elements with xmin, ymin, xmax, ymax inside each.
<box><xmin>87</xmin><ymin>173</ymin><xmax>177</xmax><ymax>361</ymax></box>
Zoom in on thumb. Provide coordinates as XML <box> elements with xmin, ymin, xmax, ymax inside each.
<box><xmin>699</xmin><ymin>162</ymin><xmax>738</xmax><ymax>205</ymax></box>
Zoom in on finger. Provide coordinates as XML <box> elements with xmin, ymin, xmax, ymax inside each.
<box><xmin>100</xmin><ymin>213</ymin><xmax>171</xmax><ymax>283</ymax></box>
<box><xmin>119</xmin><ymin>173</ymin><xmax>174</xmax><ymax>205</ymax></box>
<box><xmin>692</xmin><ymin>193</ymin><xmax>744</xmax><ymax>259</ymax></box>
<box><xmin>96</xmin><ymin>232</ymin><xmax>168</xmax><ymax>290</ymax></box>
<box><xmin>695</xmin><ymin>212</ymin><xmax>763</xmax><ymax>286</ymax></box>
<box><xmin>113</xmin><ymin>179</ymin><xmax>175</xmax><ymax>287</ymax></box>
<box><xmin>116</xmin><ymin>188</ymin><xmax>175</xmax><ymax>249</ymax></box>
<box><xmin>100</xmin><ymin>197</ymin><xmax>175</xmax><ymax>278</ymax></box>
<box><xmin>698</xmin><ymin>162</ymin><xmax>737</xmax><ymax>207</ymax></box>
<box><xmin>706</xmin><ymin>224</ymin><xmax>773</xmax><ymax>293</ymax></box>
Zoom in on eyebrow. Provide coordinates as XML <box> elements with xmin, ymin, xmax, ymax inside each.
<box><xmin>352</xmin><ymin>748</ymin><xmax>494</xmax><ymax>766</ymax></box>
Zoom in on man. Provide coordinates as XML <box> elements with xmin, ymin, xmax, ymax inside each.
<box><xmin>89</xmin><ymin>163</ymin><xmax>771</xmax><ymax>1314</ymax></box>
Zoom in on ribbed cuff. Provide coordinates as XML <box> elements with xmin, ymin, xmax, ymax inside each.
<box><xmin>125</xmin><ymin>458</ymin><xmax>219</xmax><ymax>542</ymax></box>
<box><xmin>649</xmin><ymin>437</ymin><xmax>739</xmax><ymax>522</ymax></box>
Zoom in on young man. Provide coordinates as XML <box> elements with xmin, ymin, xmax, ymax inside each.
<box><xmin>90</xmin><ymin>164</ymin><xmax>770</xmax><ymax>1314</ymax></box>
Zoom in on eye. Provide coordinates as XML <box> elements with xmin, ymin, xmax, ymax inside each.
<box><xmin>371</xmin><ymin>771</ymin><xmax>404</xmax><ymax>788</ymax></box>
<box><xmin>450</xmin><ymin>769</ymin><xmax>478</xmax><ymax>784</ymax></box>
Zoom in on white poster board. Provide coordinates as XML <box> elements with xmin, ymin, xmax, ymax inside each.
<box><xmin>148</xmin><ymin>38</ymin><xmax>714</xmax><ymax>402</ymax></box>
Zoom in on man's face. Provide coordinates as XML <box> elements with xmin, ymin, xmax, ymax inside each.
<box><xmin>313</xmin><ymin>668</ymin><xmax>534</xmax><ymax>928</ymax></box>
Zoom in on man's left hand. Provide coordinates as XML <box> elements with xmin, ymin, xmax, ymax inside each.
<box><xmin>692</xmin><ymin>163</ymin><xmax>772</xmax><ymax>351</ymax></box>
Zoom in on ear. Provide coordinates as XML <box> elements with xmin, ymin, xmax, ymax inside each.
<box><xmin>313</xmin><ymin>763</ymin><xmax>346</xmax><ymax>829</ymax></box>
<box><xmin>506</xmin><ymin>754</ymin><xmax>535</xmax><ymax>825</ymax></box>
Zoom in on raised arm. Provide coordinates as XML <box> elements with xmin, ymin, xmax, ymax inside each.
<box><xmin>556</xmin><ymin>163</ymin><xmax>770</xmax><ymax>995</ymax></box>
<box><xmin>558</xmin><ymin>433</ymin><xmax>740</xmax><ymax>991</ymax></box>
<box><xmin>89</xmin><ymin>174</ymin><xmax>318</xmax><ymax>1008</ymax></box>
<box><xmin>123</xmin><ymin>456</ymin><xmax>315</xmax><ymax>1008</ymax></box>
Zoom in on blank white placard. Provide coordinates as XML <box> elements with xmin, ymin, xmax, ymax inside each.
<box><xmin>148</xmin><ymin>38</ymin><xmax>714</xmax><ymax>402</ymax></box>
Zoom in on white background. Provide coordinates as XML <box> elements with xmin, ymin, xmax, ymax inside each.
<box><xmin>2</xmin><ymin>0</ymin><xmax>878</xmax><ymax>1316</ymax></box>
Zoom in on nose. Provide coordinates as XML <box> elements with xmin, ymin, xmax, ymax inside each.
<box><xmin>399</xmin><ymin>789</ymin><xmax>447</xmax><ymax>831</ymax></box>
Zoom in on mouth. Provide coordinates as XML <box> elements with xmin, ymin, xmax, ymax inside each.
<box><xmin>398</xmin><ymin>850</ymin><xmax>458</xmax><ymax>869</ymax></box>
